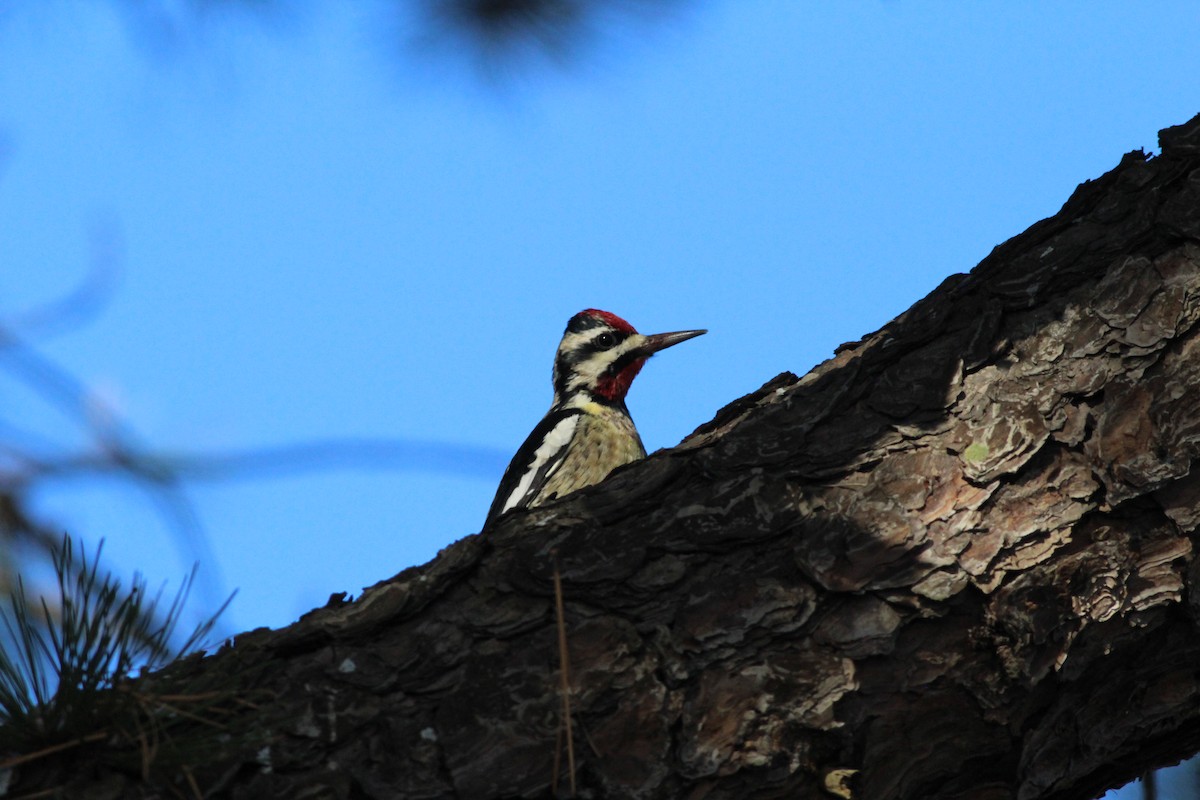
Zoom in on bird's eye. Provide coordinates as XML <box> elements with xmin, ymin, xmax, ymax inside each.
<box><xmin>595</xmin><ymin>332</ymin><xmax>616</xmax><ymax>348</ymax></box>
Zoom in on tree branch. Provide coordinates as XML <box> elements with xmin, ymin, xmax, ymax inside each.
<box><xmin>10</xmin><ymin>113</ymin><xmax>1200</xmax><ymax>800</ymax></box>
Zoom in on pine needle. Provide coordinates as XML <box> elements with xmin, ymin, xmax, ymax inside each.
<box><xmin>551</xmin><ymin>550</ymin><xmax>576</xmax><ymax>797</ymax></box>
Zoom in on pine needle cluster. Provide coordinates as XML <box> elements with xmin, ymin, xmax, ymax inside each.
<box><xmin>0</xmin><ymin>538</ymin><xmax>231</xmax><ymax>765</ymax></box>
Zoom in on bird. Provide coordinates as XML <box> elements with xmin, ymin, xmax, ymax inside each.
<box><xmin>484</xmin><ymin>309</ymin><xmax>706</xmax><ymax>526</ymax></box>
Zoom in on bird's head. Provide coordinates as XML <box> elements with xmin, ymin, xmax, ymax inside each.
<box><xmin>551</xmin><ymin>309</ymin><xmax>706</xmax><ymax>405</ymax></box>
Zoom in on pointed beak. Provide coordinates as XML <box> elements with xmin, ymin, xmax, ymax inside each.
<box><xmin>639</xmin><ymin>328</ymin><xmax>707</xmax><ymax>356</ymax></box>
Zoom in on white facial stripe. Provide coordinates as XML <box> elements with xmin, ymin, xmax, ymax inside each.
<box><xmin>500</xmin><ymin>414</ymin><xmax>580</xmax><ymax>515</ymax></box>
<box><xmin>563</xmin><ymin>334</ymin><xmax>646</xmax><ymax>393</ymax></box>
<box><xmin>557</xmin><ymin>328</ymin><xmax>613</xmax><ymax>353</ymax></box>
<box><xmin>554</xmin><ymin>330</ymin><xmax>609</xmax><ymax>390</ymax></box>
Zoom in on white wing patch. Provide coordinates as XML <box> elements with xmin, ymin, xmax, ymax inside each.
<box><xmin>499</xmin><ymin>413</ymin><xmax>580</xmax><ymax>516</ymax></box>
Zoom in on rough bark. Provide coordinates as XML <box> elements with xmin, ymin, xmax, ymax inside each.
<box><xmin>11</xmin><ymin>113</ymin><xmax>1200</xmax><ymax>800</ymax></box>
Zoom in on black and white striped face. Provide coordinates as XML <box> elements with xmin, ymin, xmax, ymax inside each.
<box><xmin>551</xmin><ymin>309</ymin><xmax>706</xmax><ymax>404</ymax></box>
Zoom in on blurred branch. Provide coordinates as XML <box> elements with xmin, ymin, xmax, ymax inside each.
<box><xmin>423</xmin><ymin>0</ymin><xmax>595</xmax><ymax>53</ymax></box>
<box><xmin>0</xmin><ymin>314</ymin><xmax>232</xmax><ymax>614</ymax></box>
<box><xmin>414</xmin><ymin>0</ymin><xmax>690</xmax><ymax>67</ymax></box>
<box><xmin>5</xmin><ymin>217</ymin><xmax>121</xmax><ymax>341</ymax></box>
<box><xmin>18</xmin><ymin>438</ymin><xmax>509</xmax><ymax>484</ymax></box>
<box><xmin>0</xmin><ymin>1</ymin><xmax>691</xmax><ymax>69</ymax></box>
<box><xmin>0</xmin><ymin>231</ymin><xmax>506</xmax><ymax>625</ymax></box>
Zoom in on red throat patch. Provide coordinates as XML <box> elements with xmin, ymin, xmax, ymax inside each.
<box><xmin>595</xmin><ymin>358</ymin><xmax>646</xmax><ymax>401</ymax></box>
<box><xmin>581</xmin><ymin>309</ymin><xmax>638</xmax><ymax>334</ymax></box>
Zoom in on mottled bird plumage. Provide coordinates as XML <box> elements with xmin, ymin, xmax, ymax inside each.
<box><xmin>485</xmin><ymin>309</ymin><xmax>705</xmax><ymax>526</ymax></box>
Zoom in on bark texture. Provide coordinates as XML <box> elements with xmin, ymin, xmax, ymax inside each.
<box><xmin>11</xmin><ymin>114</ymin><xmax>1200</xmax><ymax>800</ymax></box>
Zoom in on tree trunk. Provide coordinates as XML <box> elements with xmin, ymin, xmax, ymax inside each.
<box><xmin>11</xmin><ymin>113</ymin><xmax>1200</xmax><ymax>800</ymax></box>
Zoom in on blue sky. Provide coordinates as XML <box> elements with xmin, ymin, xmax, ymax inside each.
<box><xmin>1</xmin><ymin>5</ymin><xmax>1198</xmax><ymax>791</ymax></box>
<box><xmin>3</xmin><ymin>0</ymin><xmax>1197</xmax><ymax>625</ymax></box>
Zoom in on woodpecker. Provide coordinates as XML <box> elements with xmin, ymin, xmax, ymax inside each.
<box><xmin>485</xmin><ymin>309</ymin><xmax>706</xmax><ymax>526</ymax></box>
